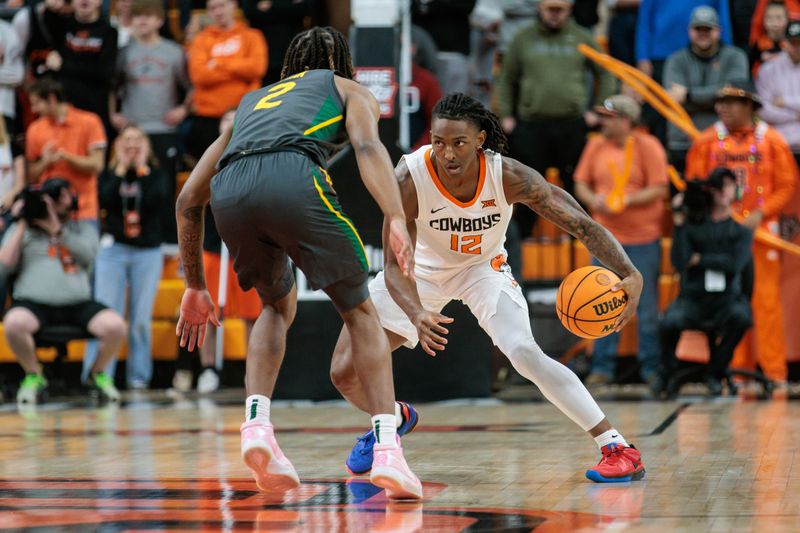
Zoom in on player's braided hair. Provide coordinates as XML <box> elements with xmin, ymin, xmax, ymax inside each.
<box><xmin>432</xmin><ymin>93</ymin><xmax>509</xmax><ymax>154</ymax></box>
<box><xmin>280</xmin><ymin>27</ymin><xmax>355</xmax><ymax>80</ymax></box>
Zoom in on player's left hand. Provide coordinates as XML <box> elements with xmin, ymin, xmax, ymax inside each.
<box><xmin>177</xmin><ymin>288</ymin><xmax>221</xmax><ymax>351</ymax></box>
<box><xmin>388</xmin><ymin>217</ymin><xmax>415</xmax><ymax>280</ymax></box>
<box><xmin>611</xmin><ymin>270</ymin><xmax>642</xmax><ymax>333</ymax></box>
<box><xmin>412</xmin><ymin>310</ymin><xmax>454</xmax><ymax>357</ymax></box>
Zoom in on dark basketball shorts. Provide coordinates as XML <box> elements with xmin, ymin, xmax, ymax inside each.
<box><xmin>11</xmin><ymin>300</ymin><xmax>108</xmax><ymax>336</ymax></box>
<box><xmin>210</xmin><ymin>151</ymin><xmax>370</xmax><ymax>311</ymax></box>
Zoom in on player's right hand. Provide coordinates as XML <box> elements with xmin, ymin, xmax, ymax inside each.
<box><xmin>412</xmin><ymin>310</ymin><xmax>454</xmax><ymax>357</ymax></box>
<box><xmin>177</xmin><ymin>288</ymin><xmax>221</xmax><ymax>351</ymax></box>
<box><xmin>388</xmin><ymin>217</ymin><xmax>415</xmax><ymax>280</ymax></box>
<box><xmin>611</xmin><ymin>270</ymin><xmax>642</xmax><ymax>333</ymax></box>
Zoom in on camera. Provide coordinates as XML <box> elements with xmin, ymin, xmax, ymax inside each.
<box><xmin>675</xmin><ymin>168</ymin><xmax>737</xmax><ymax>225</ymax></box>
<box><xmin>18</xmin><ymin>178</ymin><xmax>75</xmax><ymax>224</ymax></box>
<box><xmin>677</xmin><ymin>179</ymin><xmax>712</xmax><ymax>224</ymax></box>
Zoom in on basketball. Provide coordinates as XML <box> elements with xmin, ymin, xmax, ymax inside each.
<box><xmin>556</xmin><ymin>266</ymin><xmax>628</xmax><ymax>339</ymax></box>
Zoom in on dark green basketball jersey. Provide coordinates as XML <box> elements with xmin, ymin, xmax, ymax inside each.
<box><xmin>218</xmin><ymin>69</ymin><xmax>347</xmax><ymax>170</ymax></box>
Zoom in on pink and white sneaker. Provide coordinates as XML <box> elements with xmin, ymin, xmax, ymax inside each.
<box><xmin>241</xmin><ymin>420</ymin><xmax>300</xmax><ymax>492</ymax></box>
<box><xmin>369</xmin><ymin>439</ymin><xmax>423</xmax><ymax>500</ymax></box>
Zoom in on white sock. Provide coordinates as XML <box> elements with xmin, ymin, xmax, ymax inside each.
<box><xmin>594</xmin><ymin>429</ymin><xmax>628</xmax><ymax>449</ymax></box>
<box><xmin>395</xmin><ymin>402</ymin><xmax>403</xmax><ymax>428</ymax></box>
<box><xmin>245</xmin><ymin>394</ymin><xmax>271</xmax><ymax>424</ymax></box>
<box><xmin>372</xmin><ymin>414</ymin><xmax>398</xmax><ymax>448</ymax></box>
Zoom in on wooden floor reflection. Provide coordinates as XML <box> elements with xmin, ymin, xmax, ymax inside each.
<box><xmin>1</xmin><ymin>394</ymin><xmax>799</xmax><ymax>531</ymax></box>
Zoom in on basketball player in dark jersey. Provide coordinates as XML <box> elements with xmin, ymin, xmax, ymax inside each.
<box><xmin>175</xmin><ymin>27</ymin><xmax>423</xmax><ymax>499</ymax></box>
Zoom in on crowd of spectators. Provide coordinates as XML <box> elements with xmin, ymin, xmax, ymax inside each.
<box><xmin>0</xmin><ymin>0</ymin><xmax>798</xmax><ymax>402</ymax></box>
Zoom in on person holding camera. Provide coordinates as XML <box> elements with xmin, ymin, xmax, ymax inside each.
<box><xmin>81</xmin><ymin>125</ymin><xmax>167</xmax><ymax>389</ymax></box>
<box><xmin>0</xmin><ymin>178</ymin><xmax>126</xmax><ymax>404</ymax></box>
<box><xmin>656</xmin><ymin>168</ymin><xmax>753</xmax><ymax>397</ymax></box>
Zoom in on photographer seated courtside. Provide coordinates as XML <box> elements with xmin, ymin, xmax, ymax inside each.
<box><xmin>655</xmin><ymin>168</ymin><xmax>754</xmax><ymax>398</ymax></box>
<box><xmin>0</xmin><ymin>178</ymin><xmax>126</xmax><ymax>404</ymax></box>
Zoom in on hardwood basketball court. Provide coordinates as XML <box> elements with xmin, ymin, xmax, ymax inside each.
<box><xmin>1</xmin><ymin>391</ymin><xmax>797</xmax><ymax>531</ymax></box>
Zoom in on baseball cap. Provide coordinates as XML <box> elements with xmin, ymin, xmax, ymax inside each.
<box><xmin>786</xmin><ymin>20</ymin><xmax>800</xmax><ymax>40</ymax></box>
<box><xmin>594</xmin><ymin>95</ymin><xmax>641</xmax><ymax>122</ymax></box>
<box><xmin>706</xmin><ymin>167</ymin><xmax>736</xmax><ymax>190</ymax></box>
<box><xmin>690</xmin><ymin>6</ymin><xmax>720</xmax><ymax>29</ymax></box>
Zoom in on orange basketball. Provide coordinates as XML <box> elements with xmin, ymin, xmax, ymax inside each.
<box><xmin>555</xmin><ymin>266</ymin><xmax>628</xmax><ymax>339</ymax></box>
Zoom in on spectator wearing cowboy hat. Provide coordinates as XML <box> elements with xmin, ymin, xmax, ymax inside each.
<box><xmin>685</xmin><ymin>79</ymin><xmax>799</xmax><ymax>390</ymax></box>
<box><xmin>574</xmin><ymin>94</ymin><xmax>669</xmax><ymax>387</ymax></box>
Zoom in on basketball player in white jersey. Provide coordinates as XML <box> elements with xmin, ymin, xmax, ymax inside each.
<box><xmin>331</xmin><ymin>93</ymin><xmax>647</xmax><ymax>483</ymax></box>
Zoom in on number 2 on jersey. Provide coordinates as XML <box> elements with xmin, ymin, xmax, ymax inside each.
<box><xmin>253</xmin><ymin>71</ymin><xmax>308</xmax><ymax>111</ymax></box>
<box><xmin>451</xmin><ymin>234</ymin><xmax>482</xmax><ymax>254</ymax></box>
<box><xmin>254</xmin><ymin>82</ymin><xmax>296</xmax><ymax>110</ymax></box>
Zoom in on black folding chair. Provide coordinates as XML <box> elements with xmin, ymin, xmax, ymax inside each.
<box><xmin>33</xmin><ymin>324</ymin><xmax>93</xmax><ymax>400</ymax></box>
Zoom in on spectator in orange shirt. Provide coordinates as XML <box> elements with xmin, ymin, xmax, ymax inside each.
<box><xmin>186</xmin><ymin>0</ymin><xmax>266</xmax><ymax>161</ymax></box>
<box><xmin>25</xmin><ymin>78</ymin><xmax>106</xmax><ymax>223</ymax></box>
<box><xmin>685</xmin><ymin>80</ymin><xmax>799</xmax><ymax>388</ymax></box>
<box><xmin>574</xmin><ymin>95</ymin><xmax>668</xmax><ymax>388</ymax></box>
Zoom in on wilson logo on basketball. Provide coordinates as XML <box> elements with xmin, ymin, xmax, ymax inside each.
<box><xmin>481</xmin><ymin>199</ymin><xmax>497</xmax><ymax>208</ymax></box>
<box><xmin>592</xmin><ymin>295</ymin><xmax>628</xmax><ymax>316</ymax></box>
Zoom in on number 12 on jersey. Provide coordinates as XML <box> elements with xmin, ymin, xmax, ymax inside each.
<box><xmin>451</xmin><ymin>234</ymin><xmax>482</xmax><ymax>254</ymax></box>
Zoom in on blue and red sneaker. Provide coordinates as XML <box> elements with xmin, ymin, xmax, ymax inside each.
<box><xmin>585</xmin><ymin>443</ymin><xmax>646</xmax><ymax>483</ymax></box>
<box><xmin>345</xmin><ymin>402</ymin><xmax>419</xmax><ymax>475</ymax></box>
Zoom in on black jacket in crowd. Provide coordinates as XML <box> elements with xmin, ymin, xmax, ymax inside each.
<box><xmin>671</xmin><ymin>216</ymin><xmax>753</xmax><ymax>299</ymax></box>
<box><xmin>99</xmin><ymin>166</ymin><xmax>168</xmax><ymax>249</ymax></box>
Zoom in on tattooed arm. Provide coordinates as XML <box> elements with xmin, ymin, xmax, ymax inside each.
<box><xmin>502</xmin><ymin>157</ymin><xmax>643</xmax><ymax>331</ymax></box>
<box><xmin>174</xmin><ymin>128</ymin><xmax>230</xmax><ymax>350</ymax></box>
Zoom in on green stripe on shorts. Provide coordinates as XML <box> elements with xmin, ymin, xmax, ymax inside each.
<box><xmin>311</xmin><ymin>170</ymin><xmax>369</xmax><ymax>271</ymax></box>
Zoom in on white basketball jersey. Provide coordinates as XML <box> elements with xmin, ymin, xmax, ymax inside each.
<box><xmin>404</xmin><ymin>146</ymin><xmax>513</xmax><ymax>272</ymax></box>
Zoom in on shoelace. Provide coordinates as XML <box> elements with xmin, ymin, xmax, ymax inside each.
<box><xmin>599</xmin><ymin>444</ymin><xmax>627</xmax><ymax>466</ymax></box>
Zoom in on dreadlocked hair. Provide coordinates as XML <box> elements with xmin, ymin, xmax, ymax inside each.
<box><xmin>280</xmin><ymin>27</ymin><xmax>355</xmax><ymax>80</ymax></box>
<box><xmin>432</xmin><ymin>93</ymin><xmax>508</xmax><ymax>154</ymax></box>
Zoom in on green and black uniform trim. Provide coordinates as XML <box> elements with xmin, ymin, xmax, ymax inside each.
<box><xmin>304</xmin><ymin>95</ymin><xmax>344</xmax><ymax>139</ymax></box>
<box><xmin>311</xmin><ymin>167</ymin><xmax>369</xmax><ymax>271</ymax></box>
<box><xmin>218</xmin><ymin>69</ymin><xmax>348</xmax><ymax>170</ymax></box>
<box><xmin>209</xmin><ymin>69</ymin><xmax>369</xmax><ymax>311</ymax></box>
